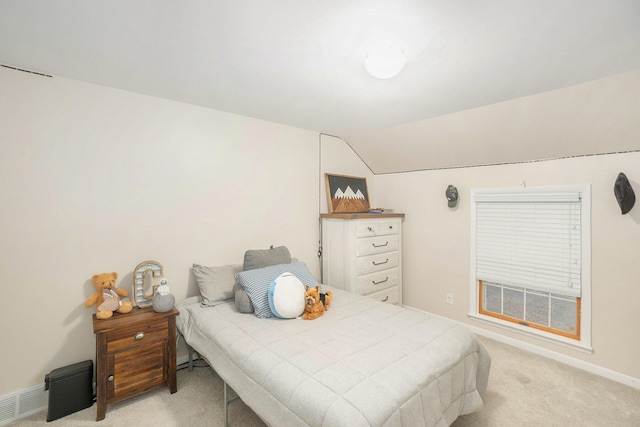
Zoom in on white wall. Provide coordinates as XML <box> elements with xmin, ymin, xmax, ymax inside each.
<box><xmin>318</xmin><ymin>72</ymin><xmax>640</xmax><ymax>383</ymax></box>
<box><xmin>319</xmin><ymin>134</ymin><xmax>374</xmax><ymax>214</ymax></box>
<box><xmin>0</xmin><ymin>67</ymin><xmax>320</xmax><ymax>395</ymax></box>
<box><xmin>346</xmin><ymin>68</ymin><xmax>640</xmax><ymax>172</ymax></box>
<box><xmin>3</xmin><ymin>61</ymin><xmax>638</xmax><ymax>397</ymax></box>
<box><xmin>368</xmin><ymin>70</ymin><xmax>640</xmax><ymax>383</ymax></box>
<box><xmin>374</xmin><ymin>146</ymin><xmax>640</xmax><ymax>378</ymax></box>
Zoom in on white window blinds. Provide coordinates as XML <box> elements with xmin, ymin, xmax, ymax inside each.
<box><xmin>474</xmin><ymin>189</ymin><xmax>582</xmax><ymax>298</ymax></box>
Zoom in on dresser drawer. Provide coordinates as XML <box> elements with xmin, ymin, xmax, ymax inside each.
<box><xmin>377</xmin><ymin>220</ymin><xmax>400</xmax><ymax>236</ymax></box>
<box><xmin>366</xmin><ymin>286</ymin><xmax>400</xmax><ymax>304</ymax></box>
<box><xmin>356</xmin><ymin>251</ymin><xmax>399</xmax><ymax>275</ymax></box>
<box><xmin>355</xmin><ymin>220</ymin><xmax>400</xmax><ymax>237</ymax></box>
<box><xmin>357</xmin><ymin>268</ymin><xmax>399</xmax><ymax>295</ymax></box>
<box><xmin>356</xmin><ymin>222</ymin><xmax>380</xmax><ymax>237</ymax></box>
<box><xmin>357</xmin><ymin>234</ymin><xmax>399</xmax><ymax>256</ymax></box>
<box><xmin>107</xmin><ymin>320</ymin><xmax>168</xmax><ymax>353</ymax></box>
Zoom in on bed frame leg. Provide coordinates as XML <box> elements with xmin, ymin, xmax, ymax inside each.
<box><xmin>224</xmin><ymin>381</ymin><xmax>229</xmax><ymax>427</ymax></box>
<box><xmin>223</xmin><ymin>381</ymin><xmax>241</xmax><ymax>427</ymax></box>
<box><xmin>188</xmin><ymin>345</ymin><xmax>194</xmax><ymax>372</ymax></box>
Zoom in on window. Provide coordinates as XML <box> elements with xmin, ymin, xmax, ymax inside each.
<box><xmin>479</xmin><ymin>282</ymin><xmax>580</xmax><ymax>339</ymax></box>
<box><xmin>470</xmin><ymin>186</ymin><xmax>591</xmax><ymax>349</ymax></box>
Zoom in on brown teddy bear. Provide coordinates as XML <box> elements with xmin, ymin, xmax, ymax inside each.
<box><xmin>85</xmin><ymin>272</ymin><xmax>133</xmax><ymax>319</ymax></box>
<box><xmin>302</xmin><ymin>286</ymin><xmax>333</xmax><ymax>320</ymax></box>
<box><xmin>321</xmin><ymin>288</ymin><xmax>333</xmax><ymax>311</ymax></box>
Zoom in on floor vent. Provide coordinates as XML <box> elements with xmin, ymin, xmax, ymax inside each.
<box><xmin>0</xmin><ymin>385</ymin><xmax>47</xmax><ymax>426</ymax></box>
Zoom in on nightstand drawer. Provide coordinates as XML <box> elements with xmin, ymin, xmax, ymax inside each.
<box><xmin>357</xmin><ymin>268</ymin><xmax>399</xmax><ymax>295</ymax></box>
<box><xmin>107</xmin><ymin>320</ymin><xmax>168</xmax><ymax>353</ymax></box>
<box><xmin>357</xmin><ymin>234</ymin><xmax>399</xmax><ymax>256</ymax></box>
<box><xmin>356</xmin><ymin>251</ymin><xmax>399</xmax><ymax>275</ymax></box>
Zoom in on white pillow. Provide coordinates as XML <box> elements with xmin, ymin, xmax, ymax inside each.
<box><xmin>268</xmin><ymin>272</ymin><xmax>305</xmax><ymax>319</ymax></box>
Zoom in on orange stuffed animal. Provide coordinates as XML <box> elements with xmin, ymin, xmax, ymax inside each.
<box><xmin>302</xmin><ymin>286</ymin><xmax>333</xmax><ymax>320</ymax></box>
<box><xmin>85</xmin><ymin>272</ymin><xmax>133</xmax><ymax>319</ymax></box>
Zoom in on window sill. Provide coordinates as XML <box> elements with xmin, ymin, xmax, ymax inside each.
<box><xmin>468</xmin><ymin>312</ymin><xmax>593</xmax><ymax>354</ymax></box>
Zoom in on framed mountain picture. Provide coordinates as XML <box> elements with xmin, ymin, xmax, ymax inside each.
<box><xmin>325</xmin><ymin>173</ymin><xmax>370</xmax><ymax>213</ymax></box>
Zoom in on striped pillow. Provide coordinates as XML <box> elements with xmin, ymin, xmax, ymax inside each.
<box><xmin>235</xmin><ymin>262</ymin><xmax>320</xmax><ymax>318</ymax></box>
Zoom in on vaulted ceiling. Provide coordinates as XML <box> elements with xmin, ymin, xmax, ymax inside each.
<box><xmin>1</xmin><ymin>1</ymin><xmax>639</xmax><ymax>172</ymax></box>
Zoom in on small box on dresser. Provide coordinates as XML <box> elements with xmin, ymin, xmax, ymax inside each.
<box><xmin>92</xmin><ymin>307</ymin><xmax>179</xmax><ymax>421</ymax></box>
<box><xmin>321</xmin><ymin>213</ymin><xmax>404</xmax><ymax>305</ymax></box>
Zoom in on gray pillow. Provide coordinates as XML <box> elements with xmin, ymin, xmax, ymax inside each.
<box><xmin>192</xmin><ymin>264</ymin><xmax>242</xmax><ymax>307</ymax></box>
<box><xmin>243</xmin><ymin>246</ymin><xmax>291</xmax><ymax>271</ymax></box>
<box><xmin>233</xmin><ymin>282</ymin><xmax>254</xmax><ymax>313</ymax></box>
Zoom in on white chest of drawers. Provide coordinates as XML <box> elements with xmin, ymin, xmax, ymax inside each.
<box><xmin>321</xmin><ymin>213</ymin><xmax>404</xmax><ymax>305</ymax></box>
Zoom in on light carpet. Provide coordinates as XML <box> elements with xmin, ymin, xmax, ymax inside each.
<box><xmin>9</xmin><ymin>336</ymin><xmax>640</xmax><ymax>426</ymax></box>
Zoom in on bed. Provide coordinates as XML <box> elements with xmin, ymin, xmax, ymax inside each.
<box><xmin>176</xmin><ymin>258</ymin><xmax>491</xmax><ymax>427</ymax></box>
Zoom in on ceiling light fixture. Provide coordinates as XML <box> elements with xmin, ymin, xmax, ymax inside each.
<box><xmin>363</xmin><ymin>42</ymin><xmax>407</xmax><ymax>79</ymax></box>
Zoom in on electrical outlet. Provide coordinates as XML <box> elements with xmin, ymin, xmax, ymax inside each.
<box><xmin>446</xmin><ymin>293</ymin><xmax>454</xmax><ymax>305</ymax></box>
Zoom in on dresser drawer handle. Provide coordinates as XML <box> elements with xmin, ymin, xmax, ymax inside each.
<box><xmin>381</xmin><ymin>296</ymin><xmax>389</xmax><ymax>302</ymax></box>
<box><xmin>372</xmin><ymin>259</ymin><xmax>389</xmax><ymax>266</ymax></box>
<box><xmin>372</xmin><ymin>277</ymin><xmax>389</xmax><ymax>285</ymax></box>
<box><xmin>372</xmin><ymin>241</ymin><xmax>389</xmax><ymax>248</ymax></box>
<box><xmin>134</xmin><ymin>332</ymin><xmax>145</xmax><ymax>340</ymax></box>
<box><xmin>108</xmin><ymin>375</ymin><xmax>114</xmax><ymax>382</ymax></box>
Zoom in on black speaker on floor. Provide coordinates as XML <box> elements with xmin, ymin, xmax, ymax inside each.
<box><xmin>44</xmin><ymin>360</ymin><xmax>94</xmax><ymax>422</ymax></box>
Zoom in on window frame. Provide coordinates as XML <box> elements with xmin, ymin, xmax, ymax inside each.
<box><xmin>478</xmin><ymin>280</ymin><xmax>581</xmax><ymax>340</ymax></box>
<box><xmin>469</xmin><ymin>185</ymin><xmax>592</xmax><ymax>351</ymax></box>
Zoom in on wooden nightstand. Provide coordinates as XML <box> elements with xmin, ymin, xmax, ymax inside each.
<box><xmin>92</xmin><ymin>307</ymin><xmax>179</xmax><ymax>421</ymax></box>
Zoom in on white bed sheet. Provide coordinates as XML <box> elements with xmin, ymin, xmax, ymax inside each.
<box><xmin>176</xmin><ymin>288</ymin><xmax>490</xmax><ymax>427</ymax></box>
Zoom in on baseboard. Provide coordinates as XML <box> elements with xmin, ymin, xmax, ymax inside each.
<box><xmin>402</xmin><ymin>305</ymin><xmax>640</xmax><ymax>391</ymax></box>
<box><xmin>469</xmin><ymin>325</ymin><xmax>640</xmax><ymax>390</ymax></box>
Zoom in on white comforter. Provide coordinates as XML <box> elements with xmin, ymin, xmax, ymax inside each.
<box><xmin>176</xmin><ymin>288</ymin><xmax>490</xmax><ymax>427</ymax></box>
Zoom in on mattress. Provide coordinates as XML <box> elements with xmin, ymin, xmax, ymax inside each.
<box><xmin>176</xmin><ymin>288</ymin><xmax>491</xmax><ymax>427</ymax></box>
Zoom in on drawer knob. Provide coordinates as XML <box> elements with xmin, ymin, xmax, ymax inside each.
<box><xmin>382</xmin><ymin>296</ymin><xmax>389</xmax><ymax>302</ymax></box>
<box><xmin>372</xmin><ymin>241</ymin><xmax>389</xmax><ymax>248</ymax></box>
<box><xmin>135</xmin><ymin>332</ymin><xmax>145</xmax><ymax>340</ymax></box>
<box><xmin>108</xmin><ymin>375</ymin><xmax>114</xmax><ymax>382</ymax></box>
<box><xmin>372</xmin><ymin>258</ymin><xmax>389</xmax><ymax>266</ymax></box>
<box><xmin>372</xmin><ymin>277</ymin><xmax>389</xmax><ymax>285</ymax></box>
